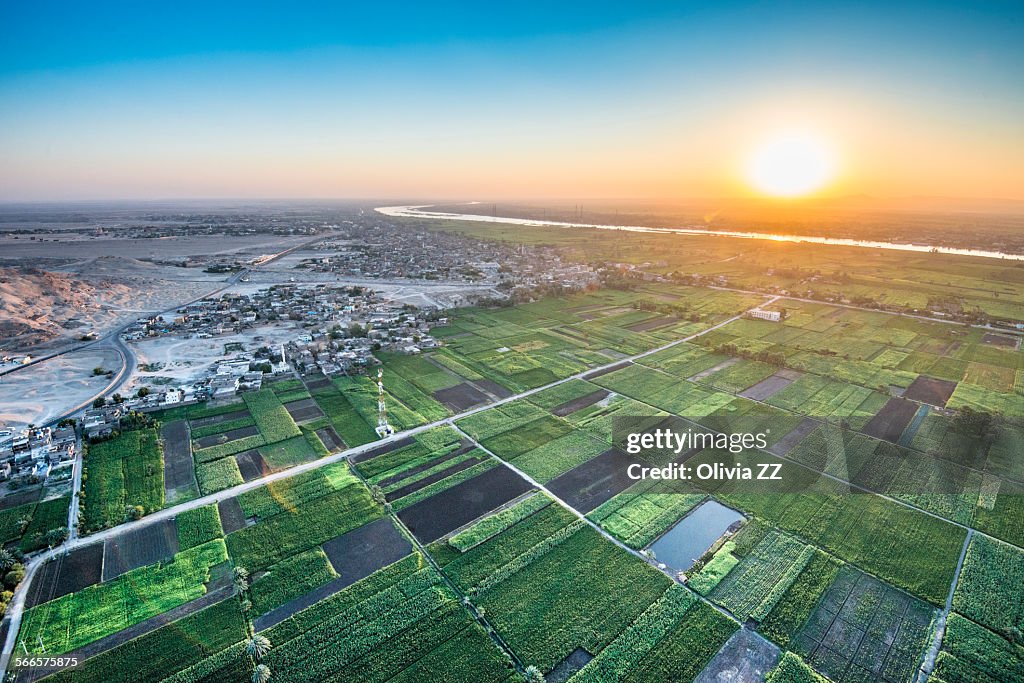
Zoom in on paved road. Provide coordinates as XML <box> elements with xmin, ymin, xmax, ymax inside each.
<box><xmin>0</xmin><ymin>287</ymin><xmax>1014</xmax><ymax>675</ymax></box>
<box><xmin>0</xmin><ymin>300</ymin><xmax>762</xmax><ymax>674</ymax></box>
<box><xmin>1</xmin><ymin>268</ymin><xmax>249</xmax><ymax>434</ymax></box>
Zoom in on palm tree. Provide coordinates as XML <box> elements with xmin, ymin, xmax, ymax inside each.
<box><xmin>233</xmin><ymin>566</ymin><xmax>250</xmax><ymax>593</ymax></box>
<box><xmin>246</xmin><ymin>635</ymin><xmax>271</xmax><ymax>660</ymax></box>
<box><xmin>251</xmin><ymin>664</ymin><xmax>271</xmax><ymax>683</ymax></box>
<box><xmin>524</xmin><ymin>665</ymin><xmax>546</xmax><ymax>683</ymax></box>
<box><xmin>0</xmin><ymin>549</ymin><xmax>14</xmax><ymax>573</ymax></box>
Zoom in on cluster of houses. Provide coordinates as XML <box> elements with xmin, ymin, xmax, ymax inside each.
<box><xmin>121</xmin><ymin>283</ymin><xmax>400</xmax><ymax>341</ymax></box>
<box><xmin>115</xmin><ymin>284</ymin><xmax>452</xmax><ymax>420</ymax></box>
<box><xmin>0</xmin><ymin>425</ymin><xmax>76</xmax><ymax>480</ymax></box>
<box><xmin>300</xmin><ymin>219</ymin><xmax>601</xmax><ymax>297</ymax></box>
<box><xmin>303</xmin><ymin>223</ymin><xmax>503</xmax><ymax>281</ymax></box>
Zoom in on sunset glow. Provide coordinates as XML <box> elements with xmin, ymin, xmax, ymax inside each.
<box><xmin>747</xmin><ymin>133</ymin><xmax>835</xmax><ymax>198</ymax></box>
<box><xmin>0</xmin><ymin>2</ymin><xmax>1022</xmax><ymax>201</ymax></box>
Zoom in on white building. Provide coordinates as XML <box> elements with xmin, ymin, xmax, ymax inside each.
<box><xmin>750</xmin><ymin>309</ymin><xmax>782</xmax><ymax>322</ymax></box>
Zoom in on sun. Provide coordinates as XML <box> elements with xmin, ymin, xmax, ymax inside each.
<box><xmin>746</xmin><ymin>132</ymin><xmax>834</xmax><ymax>198</ymax></box>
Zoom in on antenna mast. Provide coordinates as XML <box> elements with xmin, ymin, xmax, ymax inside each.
<box><xmin>375</xmin><ymin>368</ymin><xmax>394</xmax><ymax>437</ymax></box>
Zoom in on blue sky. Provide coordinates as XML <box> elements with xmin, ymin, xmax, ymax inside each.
<box><xmin>1</xmin><ymin>1</ymin><xmax>1021</xmax><ymax>200</ymax></box>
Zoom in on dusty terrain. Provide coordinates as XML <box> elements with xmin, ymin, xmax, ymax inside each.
<box><xmin>0</xmin><ymin>346</ymin><xmax>120</xmax><ymax>429</ymax></box>
<box><xmin>0</xmin><ymin>260</ymin><xmax>223</xmax><ymax>354</ymax></box>
<box><xmin>126</xmin><ymin>324</ymin><xmax>301</xmax><ymax>393</ymax></box>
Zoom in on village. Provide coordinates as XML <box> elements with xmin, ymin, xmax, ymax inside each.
<box><xmin>0</xmin><ymin>229</ymin><xmax>602</xmax><ymax>487</ymax></box>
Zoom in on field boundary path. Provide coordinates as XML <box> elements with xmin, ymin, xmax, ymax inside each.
<box><xmin>0</xmin><ymin>297</ymin><xmax>763</xmax><ymax>674</ymax></box>
<box><xmin>916</xmin><ymin>528</ymin><xmax>974</xmax><ymax>682</ymax></box>
<box><xmin>0</xmin><ymin>291</ymin><xmax>995</xmax><ymax>678</ymax></box>
<box><xmin>347</xmin><ymin>460</ymin><xmax>529</xmax><ymax>675</ymax></box>
<box><xmin>449</xmin><ymin>422</ymin><xmax>743</xmax><ymax>628</ymax></box>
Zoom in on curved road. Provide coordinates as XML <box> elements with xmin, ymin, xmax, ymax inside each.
<box><xmin>0</xmin><ymin>292</ymin><xmax>1019</xmax><ymax>676</ymax></box>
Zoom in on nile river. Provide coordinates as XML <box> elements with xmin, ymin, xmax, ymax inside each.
<box><xmin>376</xmin><ymin>204</ymin><xmax>1024</xmax><ymax>261</ymax></box>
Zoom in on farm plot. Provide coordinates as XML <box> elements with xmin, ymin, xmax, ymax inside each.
<box><xmin>527</xmin><ymin>378</ymin><xmax>604</xmax><ymax>411</ymax></box>
<box><xmin>176</xmin><ymin>504</ymin><xmax>223</xmax><ymax>550</ymax></box>
<box><xmin>82</xmin><ymin>427</ymin><xmax>164</xmax><ymax>532</ymax></box>
<box><xmin>19</xmin><ymin>496</ymin><xmax>71</xmax><ymax>553</ymax></box>
<box><xmin>546</xmin><ymin>448</ymin><xmax>644</xmax><ymax>513</ymax></box>
<box><xmin>251</xmin><ymin>548</ymin><xmax>341</xmax><ymax>628</ymax></box>
<box><xmin>639</xmin><ymin>342</ymin><xmax>727</xmax><ymax>380</ymax></box>
<box><xmin>335</xmin><ymin>374</ymin><xmax>448</xmax><ymax>431</ymax></box>
<box><xmin>703</xmin><ymin>452</ymin><xmax>966</xmax><ymax>604</ymax></box>
<box><xmin>195</xmin><ymin>456</ymin><xmax>244</xmax><ymax>494</ymax></box>
<box><xmin>216</xmin><ymin>496</ymin><xmax>247</xmax><ymax>534</ymax></box>
<box><xmin>25</xmin><ymin>544</ymin><xmax>104</xmax><ymax>609</ymax></box>
<box><xmin>766</xmin><ymin>375</ymin><xmax>888</xmax><ymax>428</ymax></box>
<box><xmin>447</xmin><ymin>493</ymin><xmax>551</xmax><ymax>552</ymax></box>
<box><xmin>692</xmin><ymin>629</ymin><xmax>780</xmax><ymax>683</ymax></box>
<box><xmin>931</xmin><ymin>613</ymin><xmax>1024</xmax><ymax>683</ymax></box>
<box><xmin>234</xmin><ymin>448</ymin><xmax>271</xmax><ymax>482</ymax></box>
<box><xmin>480</xmin><ymin>414</ymin><xmax>574</xmax><ymax>460</ymax></box>
<box><xmin>951</xmin><ymin>534</ymin><xmax>1024</xmax><ymax>642</ymax></box>
<box><xmin>374</xmin><ymin>446</ymin><xmax>470</xmax><ymax>489</ymax></box>
<box><xmin>433</xmin><ymin>382</ymin><xmax>490</xmax><ymax>410</ymax></box>
<box><xmin>792</xmin><ymin>566</ymin><xmax>935</xmax><ymax>683</ymax></box>
<box><xmin>973</xmin><ymin>477</ymin><xmax>1024</xmax><ymax>548</ymax></box>
<box><xmin>740</xmin><ymin>370</ymin><xmax>801</xmax><ymax>401</ymax></box>
<box><xmin>160</xmin><ymin>420</ymin><xmax>197</xmax><ymax>503</ymax></box>
<box><xmin>268</xmin><ymin>377</ymin><xmax>312</xmax><ymax>403</ymax></box>
<box><xmin>321</xmin><ymin>516</ymin><xmax>413</xmax><ymax>586</ymax></box>
<box><xmin>455</xmin><ymin>399</ymin><xmax>550</xmax><ymax>441</ymax></box>
<box><xmin>550</xmin><ymin>389</ymin><xmax>611</xmax><ymax>417</ymax></box>
<box><xmin>18</xmin><ymin>539</ymin><xmax>229</xmax><ymax>656</ymax></box>
<box><xmin>767</xmin><ymin>417</ymin><xmax>819</xmax><ymax>455</ymax></box>
<box><xmin>861</xmin><ymin>398</ymin><xmax>919</xmax><ymax>442</ymax></box>
<box><xmin>700</xmin><ymin>359</ymin><xmax>779</xmax><ymax>394</ymax></box>
<box><xmin>375</xmin><ymin>357</ymin><xmax>456</xmax><ymax>422</ymax></box>
<box><xmin>306</xmin><ymin>377</ymin><xmax>378</xmax><ymax>447</ymax></box>
<box><xmin>758</xmin><ymin>550</ymin><xmax>843</xmax><ymax>649</ymax></box>
<box><xmin>35</xmin><ymin>598</ymin><xmax>246</xmax><ymax>683</ymax></box>
<box><xmin>566</xmin><ymin>585</ymin><xmax>737</xmax><ymax>683</ymax></box>
<box><xmin>257</xmin><ymin>430</ymin><xmax>326</xmax><ymax>469</ymax></box>
<box><xmin>353</xmin><ymin>426</ymin><xmax>468</xmax><ymax>481</ymax></box>
<box><xmin>255</xmin><ymin>552</ymin><xmax>514</xmax><ymax>683</ymax></box>
<box><xmin>946</xmin><ymin>381</ymin><xmax>1022</xmax><ymax>416</ymax></box>
<box><xmin>350</xmin><ymin>434</ymin><xmax>417</xmax><ymax>465</ymax></box>
<box><xmin>587</xmin><ymin>479</ymin><xmax>705</xmax><ymax>549</ymax></box>
<box><xmin>315</xmin><ymin>425</ymin><xmax>345</xmax><ymax>451</ymax></box>
<box><xmin>192</xmin><ymin>424</ymin><xmax>259</xmax><ymax>449</ymax></box>
<box><xmin>0</xmin><ymin>499</ymin><xmax>41</xmax><ymax>545</ymax></box>
<box><xmin>226</xmin><ymin>466</ymin><xmax>382</xmax><ymax>571</ymax></box>
<box><xmin>981</xmin><ymin>332</ymin><xmax>1019</xmax><ymax>348</ymax></box>
<box><xmin>902</xmin><ymin>375</ymin><xmax>958</xmax><ymax>406</ymax></box>
<box><xmin>397</xmin><ymin>464</ymin><xmax>533</xmax><ymax>544</ymax></box>
<box><xmin>707</xmin><ymin>529</ymin><xmax>813</xmax><ymax>621</ymax></box>
<box><xmin>283</xmin><ymin>397</ymin><xmax>324</xmax><ymax>422</ymax></box>
<box><xmin>101</xmin><ymin>518</ymin><xmax>179</xmax><ymax>581</ymax></box>
<box><xmin>186</xmin><ymin>406</ymin><xmax>250</xmax><ymax>428</ymax></box>
<box><xmin>384</xmin><ymin>455</ymin><xmax>488</xmax><ymax>502</ymax></box>
<box><xmin>243</xmin><ymin>388</ymin><xmax>303</xmax><ymax>442</ymax></box>
<box><xmin>467</xmin><ymin>520</ymin><xmax>675</xmax><ymax>673</ymax></box>
<box><xmin>510</xmin><ymin>428</ymin><xmax>613</xmax><ymax>483</ymax></box>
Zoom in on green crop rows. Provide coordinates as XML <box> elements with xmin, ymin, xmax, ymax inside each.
<box><xmin>82</xmin><ymin>427</ymin><xmax>164</xmax><ymax>531</ymax></box>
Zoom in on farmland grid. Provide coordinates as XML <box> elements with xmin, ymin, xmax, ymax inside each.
<box><xmin>3</xmin><ymin>290</ymin><xmax>1022</xmax><ymax>679</ymax></box>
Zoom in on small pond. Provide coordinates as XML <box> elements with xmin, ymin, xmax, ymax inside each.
<box><xmin>647</xmin><ymin>499</ymin><xmax>744</xmax><ymax>573</ymax></box>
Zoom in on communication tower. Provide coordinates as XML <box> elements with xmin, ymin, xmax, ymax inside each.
<box><xmin>375</xmin><ymin>368</ymin><xmax>394</xmax><ymax>438</ymax></box>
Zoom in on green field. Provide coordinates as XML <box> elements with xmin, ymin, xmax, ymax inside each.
<box><xmin>17</xmin><ymin>274</ymin><xmax>1024</xmax><ymax>683</ymax></box>
<box><xmin>82</xmin><ymin>427</ymin><xmax>164</xmax><ymax>532</ymax></box>
<box><xmin>20</xmin><ymin>540</ymin><xmax>228</xmax><ymax>655</ymax></box>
